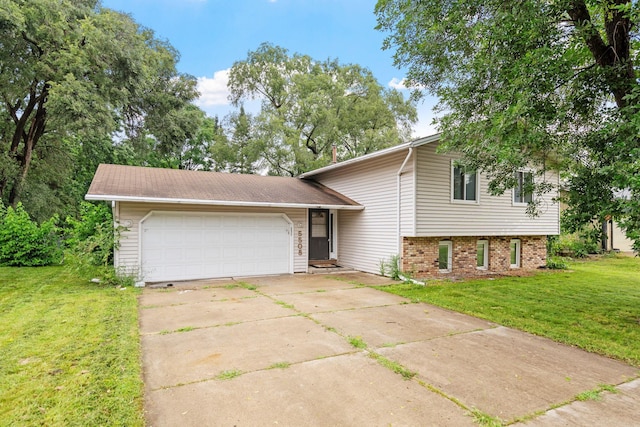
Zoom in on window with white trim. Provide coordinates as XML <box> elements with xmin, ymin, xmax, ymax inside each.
<box><xmin>510</xmin><ymin>239</ymin><xmax>521</xmax><ymax>268</ymax></box>
<box><xmin>452</xmin><ymin>163</ymin><xmax>477</xmax><ymax>201</ymax></box>
<box><xmin>477</xmin><ymin>240</ymin><xmax>488</xmax><ymax>270</ymax></box>
<box><xmin>513</xmin><ymin>171</ymin><xmax>533</xmax><ymax>204</ymax></box>
<box><xmin>438</xmin><ymin>240</ymin><xmax>452</xmax><ymax>272</ymax></box>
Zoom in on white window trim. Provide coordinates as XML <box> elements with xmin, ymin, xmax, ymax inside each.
<box><xmin>477</xmin><ymin>239</ymin><xmax>489</xmax><ymax>270</ymax></box>
<box><xmin>451</xmin><ymin>160</ymin><xmax>479</xmax><ymax>204</ymax></box>
<box><xmin>512</xmin><ymin>170</ymin><xmax>534</xmax><ymax>206</ymax></box>
<box><xmin>439</xmin><ymin>240</ymin><xmax>453</xmax><ymax>273</ymax></box>
<box><xmin>329</xmin><ymin>209</ymin><xmax>338</xmax><ymax>260</ymax></box>
<box><xmin>510</xmin><ymin>239</ymin><xmax>521</xmax><ymax>268</ymax></box>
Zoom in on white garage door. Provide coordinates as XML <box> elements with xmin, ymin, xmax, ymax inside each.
<box><xmin>141</xmin><ymin>212</ymin><xmax>292</xmax><ymax>282</ymax></box>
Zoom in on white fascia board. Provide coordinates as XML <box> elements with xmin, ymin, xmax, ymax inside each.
<box><xmin>84</xmin><ymin>194</ymin><xmax>364</xmax><ymax>211</ymax></box>
<box><xmin>299</xmin><ymin>133</ymin><xmax>441</xmax><ymax>178</ymax></box>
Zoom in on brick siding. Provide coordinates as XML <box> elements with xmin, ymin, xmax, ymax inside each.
<box><xmin>401</xmin><ymin>235</ymin><xmax>547</xmax><ymax>278</ymax></box>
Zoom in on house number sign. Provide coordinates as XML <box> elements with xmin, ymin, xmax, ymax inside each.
<box><xmin>297</xmin><ymin>230</ymin><xmax>303</xmax><ymax>255</ymax></box>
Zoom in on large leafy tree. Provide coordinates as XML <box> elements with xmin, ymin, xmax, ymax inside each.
<box><xmin>0</xmin><ymin>0</ymin><xmax>198</xmax><ymax>213</ymax></box>
<box><xmin>376</xmin><ymin>0</ymin><xmax>640</xmax><ymax>250</ymax></box>
<box><xmin>228</xmin><ymin>43</ymin><xmax>417</xmax><ymax>176</ymax></box>
<box><xmin>210</xmin><ymin>106</ymin><xmax>263</xmax><ymax>174</ymax></box>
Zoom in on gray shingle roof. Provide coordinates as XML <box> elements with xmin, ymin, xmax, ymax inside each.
<box><xmin>86</xmin><ymin>164</ymin><xmax>362</xmax><ymax>209</ymax></box>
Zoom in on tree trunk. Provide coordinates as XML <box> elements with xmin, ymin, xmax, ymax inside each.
<box><xmin>567</xmin><ymin>0</ymin><xmax>635</xmax><ymax>109</ymax></box>
<box><xmin>6</xmin><ymin>85</ymin><xmax>48</xmax><ymax>206</ymax></box>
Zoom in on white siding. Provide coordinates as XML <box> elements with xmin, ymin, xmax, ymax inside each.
<box><xmin>314</xmin><ymin>151</ymin><xmax>410</xmax><ymax>274</ymax></box>
<box><xmin>414</xmin><ymin>142</ymin><xmax>560</xmax><ymax>236</ymax></box>
<box><xmin>400</xmin><ymin>155</ymin><xmax>415</xmax><ymax>236</ymax></box>
<box><xmin>114</xmin><ymin>202</ymin><xmax>308</xmax><ymax>276</ymax></box>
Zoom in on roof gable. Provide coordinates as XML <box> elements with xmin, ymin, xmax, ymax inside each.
<box><xmin>299</xmin><ymin>133</ymin><xmax>440</xmax><ymax>178</ymax></box>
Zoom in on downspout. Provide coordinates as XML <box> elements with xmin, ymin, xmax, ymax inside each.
<box><xmin>112</xmin><ymin>201</ymin><xmax>119</xmax><ymax>268</ymax></box>
<box><xmin>397</xmin><ymin>147</ymin><xmax>414</xmax><ymax>266</ymax></box>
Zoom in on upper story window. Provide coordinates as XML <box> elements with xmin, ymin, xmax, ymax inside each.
<box><xmin>514</xmin><ymin>171</ymin><xmax>533</xmax><ymax>204</ymax></box>
<box><xmin>452</xmin><ymin>163</ymin><xmax>477</xmax><ymax>202</ymax></box>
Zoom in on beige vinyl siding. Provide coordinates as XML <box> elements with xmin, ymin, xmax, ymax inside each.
<box><xmin>400</xmin><ymin>155</ymin><xmax>415</xmax><ymax>236</ymax></box>
<box><xmin>415</xmin><ymin>143</ymin><xmax>560</xmax><ymax>236</ymax></box>
<box><xmin>611</xmin><ymin>221</ymin><xmax>634</xmax><ymax>252</ymax></box>
<box><xmin>313</xmin><ymin>151</ymin><xmax>409</xmax><ymax>274</ymax></box>
<box><xmin>114</xmin><ymin>202</ymin><xmax>308</xmax><ymax>275</ymax></box>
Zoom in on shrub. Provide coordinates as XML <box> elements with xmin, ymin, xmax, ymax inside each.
<box><xmin>549</xmin><ymin>233</ymin><xmax>599</xmax><ymax>258</ymax></box>
<box><xmin>546</xmin><ymin>256</ymin><xmax>569</xmax><ymax>270</ymax></box>
<box><xmin>64</xmin><ymin>202</ymin><xmax>137</xmax><ymax>286</ymax></box>
<box><xmin>380</xmin><ymin>254</ymin><xmax>402</xmax><ymax>280</ymax></box>
<box><xmin>65</xmin><ymin>202</ymin><xmax>116</xmax><ymax>267</ymax></box>
<box><xmin>0</xmin><ymin>203</ymin><xmax>63</xmax><ymax>266</ymax></box>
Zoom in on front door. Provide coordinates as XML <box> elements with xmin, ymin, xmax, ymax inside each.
<box><xmin>309</xmin><ymin>209</ymin><xmax>329</xmax><ymax>260</ymax></box>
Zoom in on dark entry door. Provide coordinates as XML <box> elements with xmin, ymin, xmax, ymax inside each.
<box><xmin>309</xmin><ymin>209</ymin><xmax>330</xmax><ymax>260</ymax></box>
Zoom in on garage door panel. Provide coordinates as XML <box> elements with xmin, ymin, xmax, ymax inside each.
<box><xmin>142</xmin><ymin>213</ymin><xmax>292</xmax><ymax>282</ymax></box>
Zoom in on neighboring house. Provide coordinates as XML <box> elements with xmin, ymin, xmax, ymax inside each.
<box><xmin>603</xmin><ymin>219</ymin><xmax>635</xmax><ymax>253</ymax></box>
<box><xmin>86</xmin><ymin>134</ymin><xmax>559</xmax><ymax>284</ymax></box>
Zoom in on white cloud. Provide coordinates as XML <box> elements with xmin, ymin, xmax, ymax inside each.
<box><xmin>411</xmin><ymin>98</ymin><xmax>440</xmax><ymax>138</ymax></box>
<box><xmin>388</xmin><ymin>77</ymin><xmax>408</xmax><ymax>90</ymax></box>
<box><xmin>388</xmin><ymin>77</ymin><xmax>426</xmax><ymax>91</ymax></box>
<box><xmin>194</xmin><ymin>69</ymin><xmax>231</xmax><ymax>107</ymax></box>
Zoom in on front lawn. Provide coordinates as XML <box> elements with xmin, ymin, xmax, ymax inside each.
<box><xmin>0</xmin><ymin>266</ymin><xmax>144</xmax><ymax>426</ymax></box>
<box><xmin>380</xmin><ymin>255</ymin><xmax>640</xmax><ymax>366</ymax></box>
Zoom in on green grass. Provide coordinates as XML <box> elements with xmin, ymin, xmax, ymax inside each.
<box><xmin>575</xmin><ymin>384</ymin><xmax>618</xmax><ymax>401</ymax></box>
<box><xmin>378</xmin><ymin>255</ymin><xmax>640</xmax><ymax>366</ymax></box>
<box><xmin>347</xmin><ymin>335</ymin><xmax>367</xmax><ymax>349</ymax></box>
<box><xmin>215</xmin><ymin>369</ymin><xmax>243</xmax><ymax>380</ymax></box>
<box><xmin>275</xmin><ymin>300</ymin><xmax>295</xmax><ymax>310</ymax></box>
<box><xmin>268</xmin><ymin>361</ymin><xmax>291</xmax><ymax>369</ymax></box>
<box><xmin>368</xmin><ymin>352</ymin><xmax>416</xmax><ymax>380</ymax></box>
<box><xmin>0</xmin><ymin>266</ymin><xmax>144</xmax><ymax>426</ymax></box>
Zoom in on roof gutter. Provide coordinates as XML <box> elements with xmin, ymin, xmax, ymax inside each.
<box><xmin>84</xmin><ymin>194</ymin><xmax>364</xmax><ymax>211</ymax></box>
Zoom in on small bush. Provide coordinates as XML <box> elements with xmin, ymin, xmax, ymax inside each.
<box><xmin>549</xmin><ymin>233</ymin><xmax>599</xmax><ymax>258</ymax></box>
<box><xmin>64</xmin><ymin>202</ymin><xmax>136</xmax><ymax>286</ymax></box>
<box><xmin>381</xmin><ymin>254</ymin><xmax>402</xmax><ymax>280</ymax></box>
<box><xmin>546</xmin><ymin>256</ymin><xmax>569</xmax><ymax>270</ymax></box>
<box><xmin>0</xmin><ymin>203</ymin><xmax>63</xmax><ymax>266</ymax></box>
<box><xmin>65</xmin><ymin>202</ymin><xmax>116</xmax><ymax>266</ymax></box>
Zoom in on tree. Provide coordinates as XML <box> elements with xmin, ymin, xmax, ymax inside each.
<box><xmin>228</xmin><ymin>43</ymin><xmax>417</xmax><ymax>176</ymax></box>
<box><xmin>210</xmin><ymin>106</ymin><xmax>262</xmax><ymax>174</ymax></box>
<box><xmin>375</xmin><ymin>0</ymin><xmax>640</xmax><ymax>251</ymax></box>
<box><xmin>0</xmin><ymin>0</ymin><xmax>199</xmax><ymax>210</ymax></box>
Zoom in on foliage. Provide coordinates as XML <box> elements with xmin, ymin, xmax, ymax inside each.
<box><xmin>380</xmin><ymin>254</ymin><xmax>402</xmax><ymax>280</ymax></box>
<box><xmin>378</xmin><ymin>255</ymin><xmax>640</xmax><ymax>366</ymax></box>
<box><xmin>0</xmin><ymin>266</ymin><xmax>144</xmax><ymax>425</ymax></box>
<box><xmin>545</xmin><ymin>256</ymin><xmax>568</xmax><ymax>270</ymax></box>
<box><xmin>375</xmin><ymin>0</ymin><xmax>640</xmax><ymax>250</ymax></box>
<box><xmin>550</xmin><ymin>229</ymin><xmax>600</xmax><ymax>258</ymax></box>
<box><xmin>0</xmin><ymin>203</ymin><xmax>62</xmax><ymax>266</ymax></box>
<box><xmin>63</xmin><ymin>201</ymin><xmax>138</xmax><ymax>286</ymax></box>
<box><xmin>228</xmin><ymin>43</ymin><xmax>417</xmax><ymax>175</ymax></box>
<box><xmin>65</xmin><ymin>202</ymin><xmax>116</xmax><ymax>267</ymax></box>
<box><xmin>211</xmin><ymin>107</ymin><xmax>263</xmax><ymax>173</ymax></box>
<box><xmin>0</xmin><ymin>0</ymin><xmax>199</xmax><ymax>211</ymax></box>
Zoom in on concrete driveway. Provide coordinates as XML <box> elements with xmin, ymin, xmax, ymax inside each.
<box><xmin>139</xmin><ymin>273</ymin><xmax>639</xmax><ymax>426</ymax></box>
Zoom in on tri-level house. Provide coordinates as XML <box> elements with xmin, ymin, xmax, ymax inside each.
<box><xmin>86</xmin><ymin>134</ymin><xmax>559</xmax><ymax>284</ymax></box>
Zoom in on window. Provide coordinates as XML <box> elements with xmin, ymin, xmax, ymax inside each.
<box><xmin>452</xmin><ymin>164</ymin><xmax>477</xmax><ymax>201</ymax></box>
<box><xmin>477</xmin><ymin>240</ymin><xmax>488</xmax><ymax>270</ymax></box>
<box><xmin>510</xmin><ymin>239</ymin><xmax>521</xmax><ymax>268</ymax></box>
<box><xmin>514</xmin><ymin>171</ymin><xmax>533</xmax><ymax>204</ymax></box>
<box><xmin>438</xmin><ymin>240</ymin><xmax>452</xmax><ymax>272</ymax></box>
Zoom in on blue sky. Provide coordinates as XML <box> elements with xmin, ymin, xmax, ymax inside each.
<box><xmin>101</xmin><ymin>0</ymin><xmax>438</xmax><ymax>136</ymax></box>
